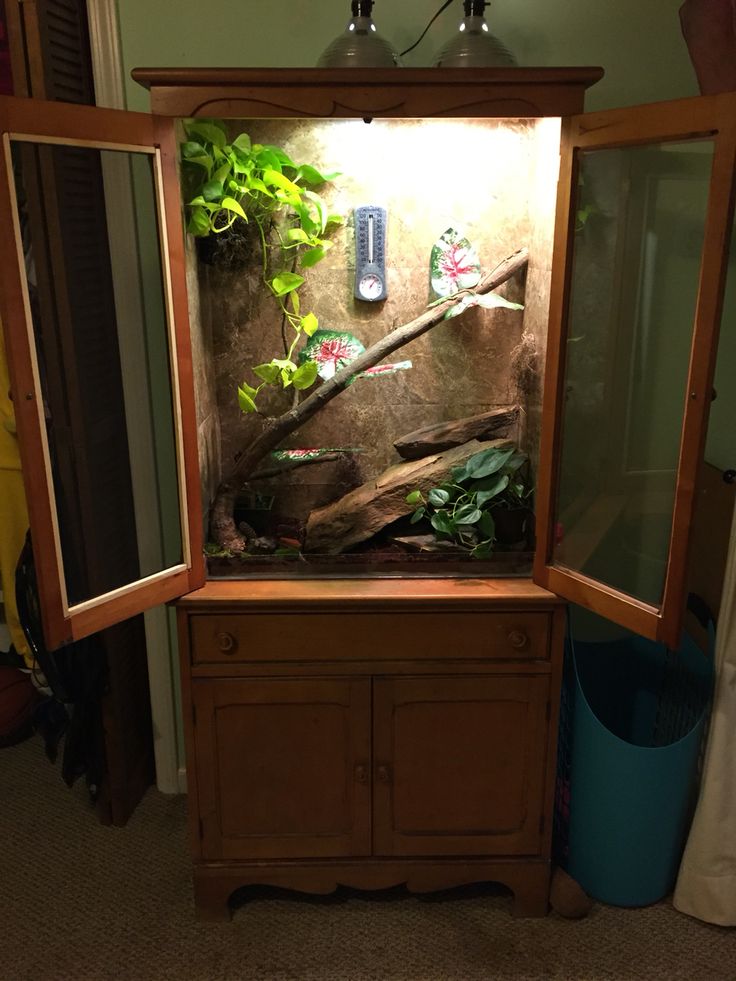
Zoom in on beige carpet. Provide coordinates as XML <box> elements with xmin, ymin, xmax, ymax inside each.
<box><xmin>2</xmin><ymin>735</ymin><xmax>734</xmax><ymax>981</ymax></box>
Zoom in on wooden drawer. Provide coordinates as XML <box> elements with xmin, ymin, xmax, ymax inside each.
<box><xmin>189</xmin><ymin>610</ymin><xmax>551</xmax><ymax>665</ymax></box>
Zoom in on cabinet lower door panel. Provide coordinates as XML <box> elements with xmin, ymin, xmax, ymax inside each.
<box><xmin>193</xmin><ymin>678</ymin><xmax>371</xmax><ymax>860</ymax></box>
<box><xmin>373</xmin><ymin>675</ymin><xmax>549</xmax><ymax>856</ymax></box>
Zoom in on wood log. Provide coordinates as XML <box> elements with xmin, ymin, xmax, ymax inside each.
<box><xmin>304</xmin><ymin>439</ymin><xmax>509</xmax><ymax>555</ymax></box>
<box><xmin>393</xmin><ymin>406</ymin><xmax>520</xmax><ymax>460</ymax></box>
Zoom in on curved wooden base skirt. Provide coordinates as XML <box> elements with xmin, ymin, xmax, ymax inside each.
<box><xmin>193</xmin><ymin>858</ymin><xmax>552</xmax><ymax>921</ymax></box>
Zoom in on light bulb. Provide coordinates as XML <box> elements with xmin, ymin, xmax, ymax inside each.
<box><xmin>317</xmin><ymin>1</ymin><xmax>402</xmax><ymax>68</ymax></box>
<box><xmin>433</xmin><ymin>0</ymin><xmax>517</xmax><ymax>68</ymax></box>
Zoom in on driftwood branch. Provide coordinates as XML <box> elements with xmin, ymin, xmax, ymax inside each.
<box><xmin>212</xmin><ymin>248</ymin><xmax>529</xmax><ymax>552</ymax></box>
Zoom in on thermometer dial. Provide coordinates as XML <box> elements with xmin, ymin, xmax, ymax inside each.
<box><xmin>354</xmin><ymin>205</ymin><xmax>387</xmax><ymax>302</ymax></box>
<box><xmin>358</xmin><ymin>272</ymin><xmax>384</xmax><ymax>300</ymax></box>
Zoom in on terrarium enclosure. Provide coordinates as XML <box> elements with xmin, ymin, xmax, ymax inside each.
<box><xmin>186</xmin><ymin>115</ymin><xmax>562</xmax><ymax>575</ymax></box>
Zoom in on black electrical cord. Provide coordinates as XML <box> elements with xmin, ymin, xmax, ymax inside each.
<box><xmin>399</xmin><ymin>0</ymin><xmax>455</xmax><ymax>58</ymax></box>
<box><xmin>399</xmin><ymin>0</ymin><xmax>491</xmax><ymax>57</ymax></box>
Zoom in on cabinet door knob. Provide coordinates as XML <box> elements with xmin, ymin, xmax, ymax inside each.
<box><xmin>354</xmin><ymin>764</ymin><xmax>368</xmax><ymax>784</ymax></box>
<box><xmin>376</xmin><ymin>764</ymin><xmax>391</xmax><ymax>784</ymax></box>
<box><xmin>507</xmin><ymin>630</ymin><xmax>529</xmax><ymax>650</ymax></box>
<box><xmin>217</xmin><ymin>631</ymin><xmax>237</xmax><ymax>653</ymax></box>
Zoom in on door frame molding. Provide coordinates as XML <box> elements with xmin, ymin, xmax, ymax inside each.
<box><xmin>86</xmin><ymin>0</ymin><xmax>185</xmax><ymax>794</ymax></box>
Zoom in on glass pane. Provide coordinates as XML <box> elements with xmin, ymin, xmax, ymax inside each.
<box><xmin>11</xmin><ymin>140</ymin><xmax>184</xmax><ymax>608</ymax></box>
<box><xmin>553</xmin><ymin>140</ymin><xmax>714</xmax><ymax>606</ymax></box>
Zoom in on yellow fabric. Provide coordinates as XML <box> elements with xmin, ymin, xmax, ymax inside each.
<box><xmin>0</xmin><ymin>325</ymin><xmax>31</xmax><ymax>665</ymax></box>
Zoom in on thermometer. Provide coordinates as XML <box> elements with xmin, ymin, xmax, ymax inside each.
<box><xmin>354</xmin><ymin>205</ymin><xmax>387</xmax><ymax>302</ymax></box>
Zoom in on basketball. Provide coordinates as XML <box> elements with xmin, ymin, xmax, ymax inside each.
<box><xmin>0</xmin><ymin>666</ymin><xmax>37</xmax><ymax>746</ymax></box>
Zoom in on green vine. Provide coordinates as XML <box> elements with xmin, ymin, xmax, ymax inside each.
<box><xmin>180</xmin><ymin>120</ymin><xmax>343</xmax><ymax>411</ymax></box>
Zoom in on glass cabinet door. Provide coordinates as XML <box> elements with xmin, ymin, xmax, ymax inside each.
<box><xmin>0</xmin><ymin>96</ymin><xmax>204</xmax><ymax>650</ymax></box>
<box><xmin>535</xmin><ymin>93</ymin><xmax>736</xmax><ymax>647</ymax></box>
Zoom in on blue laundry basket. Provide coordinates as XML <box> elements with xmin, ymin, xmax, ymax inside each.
<box><xmin>555</xmin><ymin>601</ymin><xmax>715</xmax><ymax>907</ymax></box>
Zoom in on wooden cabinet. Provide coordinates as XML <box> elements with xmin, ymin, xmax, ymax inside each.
<box><xmin>1</xmin><ymin>71</ymin><xmax>734</xmax><ymax>922</ymax></box>
<box><xmin>178</xmin><ymin>579</ymin><xmax>565</xmax><ymax>919</ymax></box>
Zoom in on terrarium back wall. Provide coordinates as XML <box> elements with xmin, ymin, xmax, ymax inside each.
<box><xmin>197</xmin><ymin>117</ymin><xmax>559</xmax><ymax>529</ymax></box>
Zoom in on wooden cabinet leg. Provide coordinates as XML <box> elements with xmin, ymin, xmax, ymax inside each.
<box><xmin>510</xmin><ymin>864</ymin><xmax>551</xmax><ymax>918</ymax></box>
<box><xmin>193</xmin><ymin>870</ymin><xmax>234</xmax><ymax>922</ymax></box>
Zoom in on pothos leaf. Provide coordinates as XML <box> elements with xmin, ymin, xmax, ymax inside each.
<box><xmin>252</xmin><ymin>363</ymin><xmax>281</xmax><ymax>384</ymax></box>
<box><xmin>221</xmin><ymin>196</ymin><xmax>247</xmax><ymax>220</ymax></box>
<box><xmin>232</xmin><ymin>133</ymin><xmax>252</xmax><ymax>154</ymax></box>
<box><xmin>300</xmin><ymin>312</ymin><xmax>318</xmax><ymax>336</ymax></box>
<box><xmin>263</xmin><ymin>168</ymin><xmax>301</xmax><ymax>195</ymax></box>
<box><xmin>202</xmin><ymin>179</ymin><xmax>224</xmax><ymax>202</ymax></box>
<box><xmin>187</xmin><ymin>207</ymin><xmax>211</xmax><ymax>236</ymax></box>
<box><xmin>299</xmin><ymin>246</ymin><xmax>327</xmax><ymax>268</ymax></box>
<box><xmin>185</xmin><ymin>120</ymin><xmax>227</xmax><ymax>148</ymax></box>
<box><xmin>295</xmin><ymin>163</ymin><xmax>330</xmax><ymax>185</ymax></box>
<box><xmin>291</xmin><ymin>360</ymin><xmax>319</xmax><ymax>390</ymax></box>
<box><xmin>237</xmin><ymin>383</ymin><xmax>259</xmax><ymax>413</ymax></box>
<box><xmin>270</xmin><ymin>272</ymin><xmax>305</xmax><ymax>296</ymax></box>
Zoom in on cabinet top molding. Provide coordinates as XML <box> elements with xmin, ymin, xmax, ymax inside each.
<box><xmin>132</xmin><ymin>66</ymin><xmax>605</xmax><ymax>119</ymax></box>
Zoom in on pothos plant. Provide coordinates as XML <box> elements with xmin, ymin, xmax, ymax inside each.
<box><xmin>180</xmin><ymin>119</ymin><xmax>343</xmax><ymax>410</ymax></box>
<box><xmin>405</xmin><ymin>444</ymin><xmax>532</xmax><ymax>559</ymax></box>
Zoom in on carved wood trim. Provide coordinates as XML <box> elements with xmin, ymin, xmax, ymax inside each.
<box><xmin>130</xmin><ymin>67</ymin><xmax>604</xmax><ymax>119</ymax></box>
<box><xmin>192</xmin><ymin>857</ymin><xmax>552</xmax><ymax>921</ymax></box>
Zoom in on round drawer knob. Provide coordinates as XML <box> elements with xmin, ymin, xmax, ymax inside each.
<box><xmin>508</xmin><ymin>630</ymin><xmax>529</xmax><ymax>650</ymax></box>
<box><xmin>217</xmin><ymin>631</ymin><xmax>237</xmax><ymax>654</ymax></box>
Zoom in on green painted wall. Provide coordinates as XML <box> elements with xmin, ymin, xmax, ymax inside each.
<box><xmin>118</xmin><ymin>0</ymin><xmax>698</xmax><ymax>112</ymax></box>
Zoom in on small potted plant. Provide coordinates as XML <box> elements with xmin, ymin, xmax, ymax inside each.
<box><xmin>406</xmin><ymin>443</ymin><xmax>533</xmax><ymax>558</ymax></box>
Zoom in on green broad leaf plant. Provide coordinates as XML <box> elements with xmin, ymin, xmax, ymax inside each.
<box><xmin>180</xmin><ymin>119</ymin><xmax>343</xmax><ymax>412</ymax></box>
<box><xmin>405</xmin><ymin>444</ymin><xmax>532</xmax><ymax>559</ymax></box>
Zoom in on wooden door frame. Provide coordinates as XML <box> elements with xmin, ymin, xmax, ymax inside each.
<box><xmin>0</xmin><ymin>95</ymin><xmax>204</xmax><ymax>650</ymax></box>
<box><xmin>534</xmin><ymin>92</ymin><xmax>736</xmax><ymax>647</ymax></box>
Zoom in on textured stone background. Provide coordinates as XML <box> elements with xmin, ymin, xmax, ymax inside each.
<box><xmin>190</xmin><ymin>117</ymin><xmax>559</xmax><ymax>526</ymax></box>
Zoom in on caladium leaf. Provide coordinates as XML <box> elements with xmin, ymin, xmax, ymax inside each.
<box><xmin>299</xmin><ymin>330</ymin><xmax>365</xmax><ymax>380</ymax></box>
<box><xmin>348</xmin><ymin>360</ymin><xmax>413</xmax><ymax>385</ymax></box>
<box><xmin>430</xmin><ymin>227</ymin><xmax>481</xmax><ymax>298</ymax></box>
<box><xmin>271</xmin><ymin>447</ymin><xmax>362</xmax><ymax>461</ymax></box>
